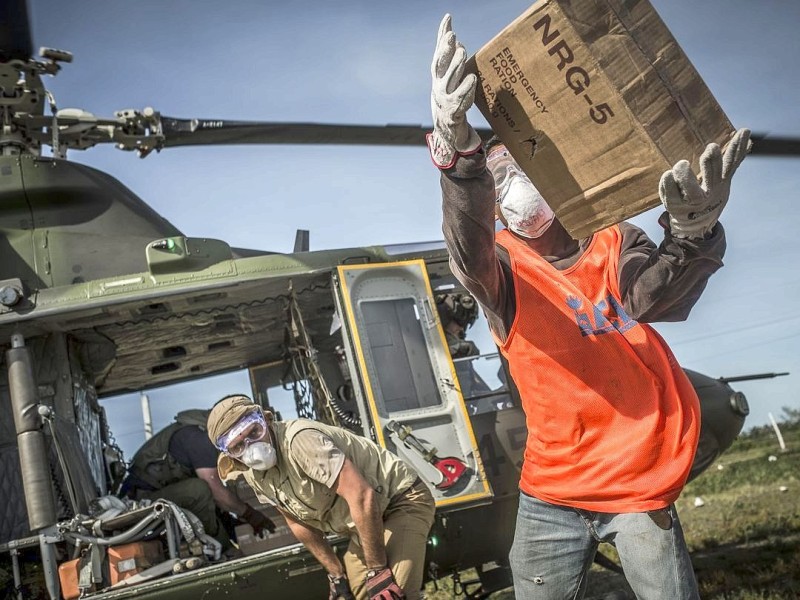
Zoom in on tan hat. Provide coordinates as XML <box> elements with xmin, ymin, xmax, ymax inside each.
<box><xmin>207</xmin><ymin>394</ymin><xmax>274</xmax><ymax>481</ymax></box>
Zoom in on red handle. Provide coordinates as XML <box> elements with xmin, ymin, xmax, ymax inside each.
<box><xmin>432</xmin><ymin>456</ymin><xmax>468</xmax><ymax>489</ymax></box>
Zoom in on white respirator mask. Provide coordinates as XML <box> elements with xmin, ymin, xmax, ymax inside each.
<box><xmin>497</xmin><ymin>167</ymin><xmax>555</xmax><ymax>239</ymax></box>
<box><xmin>239</xmin><ymin>442</ymin><xmax>277</xmax><ymax>471</ymax></box>
<box><xmin>488</xmin><ymin>146</ymin><xmax>555</xmax><ymax>239</ymax></box>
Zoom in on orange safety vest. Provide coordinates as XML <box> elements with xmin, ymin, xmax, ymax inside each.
<box><xmin>495</xmin><ymin>226</ymin><xmax>699</xmax><ymax>512</ymax></box>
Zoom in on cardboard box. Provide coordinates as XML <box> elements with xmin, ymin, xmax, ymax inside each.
<box><xmin>469</xmin><ymin>0</ymin><xmax>735</xmax><ymax>239</ymax></box>
<box><xmin>234</xmin><ymin>505</ymin><xmax>299</xmax><ymax>556</ymax></box>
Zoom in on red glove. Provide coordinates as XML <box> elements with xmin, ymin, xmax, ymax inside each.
<box><xmin>366</xmin><ymin>567</ymin><xmax>405</xmax><ymax>600</ymax></box>
<box><xmin>241</xmin><ymin>505</ymin><xmax>276</xmax><ymax>536</ymax></box>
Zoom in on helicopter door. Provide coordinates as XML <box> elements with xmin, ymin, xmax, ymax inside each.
<box><xmin>334</xmin><ymin>259</ymin><xmax>492</xmax><ymax>508</ymax></box>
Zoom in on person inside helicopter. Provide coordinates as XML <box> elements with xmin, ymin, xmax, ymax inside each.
<box><xmin>120</xmin><ymin>408</ymin><xmax>275</xmax><ymax>556</ymax></box>
<box><xmin>435</xmin><ymin>291</ymin><xmax>492</xmax><ymax>401</ymax></box>
<box><xmin>426</xmin><ymin>13</ymin><xmax>752</xmax><ymax>599</ymax></box>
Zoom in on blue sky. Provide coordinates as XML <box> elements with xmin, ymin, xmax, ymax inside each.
<box><xmin>28</xmin><ymin>1</ymin><xmax>799</xmax><ymax>459</ymax></box>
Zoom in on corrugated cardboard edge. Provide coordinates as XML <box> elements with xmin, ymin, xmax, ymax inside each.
<box><xmin>469</xmin><ymin>0</ymin><xmax>735</xmax><ymax>239</ymax></box>
<box><xmin>590</xmin><ymin>0</ymin><xmax>735</xmax><ymax>165</ymax></box>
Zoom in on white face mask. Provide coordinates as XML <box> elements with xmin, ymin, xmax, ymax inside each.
<box><xmin>497</xmin><ymin>167</ymin><xmax>555</xmax><ymax>239</ymax></box>
<box><xmin>240</xmin><ymin>442</ymin><xmax>277</xmax><ymax>471</ymax></box>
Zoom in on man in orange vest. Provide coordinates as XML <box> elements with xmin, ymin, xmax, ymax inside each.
<box><xmin>427</xmin><ymin>14</ymin><xmax>751</xmax><ymax>599</ymax></box>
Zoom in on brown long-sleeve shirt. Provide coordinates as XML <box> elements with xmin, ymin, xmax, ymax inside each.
<box><xmin>440</xmin><ymin>150</ymin><xmax>726</xmax><ymax>343</ymax></box>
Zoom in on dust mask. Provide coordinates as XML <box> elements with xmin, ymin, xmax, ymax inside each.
<box><xmin>240</xmin><ymin>442</ymin><xmax>277</xmax><ymax>471</ymax></box>
<box><xmin>497</xmin><ymin>167</ymin><xmax>555</xmax><ymax>238</ymax></box>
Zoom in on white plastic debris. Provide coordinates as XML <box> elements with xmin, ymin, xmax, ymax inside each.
<box><xmin>694</xmin><ymin>496</ymin><xmax>705</xmax><ymax>508</ymax></box>
<box><xmin>779</xmin><ymin>486</ymin><xmax>788</xmax><ymax>492</ymax></box>
<box><xmin>717</xmin><ymin>464</ymin><xmax>724</xmax><ymax>470</ymax></box>
<box><xmin>768</xmin><ymin>455</ymin><xmax>778</xmax><ymax>462</ymax></box>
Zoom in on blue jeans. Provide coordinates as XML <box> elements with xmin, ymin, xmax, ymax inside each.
<box><xmin>509</xmin><ymin>493</ymin><xmax>699</xmax><ymax>599</ymax></box>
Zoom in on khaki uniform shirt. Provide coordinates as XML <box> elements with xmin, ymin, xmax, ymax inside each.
<box><xmin>242</xmin><ymin>420</ymin><xmax>418</xmax><ymax>538</ymax></box>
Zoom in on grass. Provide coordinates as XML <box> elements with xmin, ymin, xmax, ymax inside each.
<box><xmin>426</xmin><ymin>421</ymin><xmax>800</xmax><ymax>599</ymax></box>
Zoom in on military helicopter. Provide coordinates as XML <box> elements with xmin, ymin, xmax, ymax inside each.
<box><xmin>1</xmin><ymin>0</ymin><xmax>798</xmax><ymax>598</ymax></box>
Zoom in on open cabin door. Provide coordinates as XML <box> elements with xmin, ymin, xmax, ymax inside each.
<box><xmin>334</xmin><ymin>260</ymin><xmax>492</xmax><ymax>508</ymax></box>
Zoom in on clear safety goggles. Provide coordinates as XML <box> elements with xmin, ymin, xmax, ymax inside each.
<box><xmin>487</xmin><ymin>146</ymin><xmax>527</xmax><ymax>201</ymax></box>
<box><xmin>215</xmin><ymin>410</ymin><xmax>268</xmax><ymax>458</ymax></box>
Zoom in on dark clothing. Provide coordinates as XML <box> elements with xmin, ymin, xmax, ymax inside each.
<box><xmin>440</xmin><ymin>150</ymin><xmax>726</xmax><ymax>341</ymax></box>
<box><xmin>169</xmin><ymin>426</ymin><xmax>219</xmax><ymax>472</ymax></box>
<box><xmin>444</xmin><ymin>330</ymin><xmax>480</xmax><ymax>359</ymax></box>
<box><xmin>121</xmin><ymin>426</ymin><xmax>217</xmax><ymax>493</ymax></box>
<box><xmin>121</xmin><ymin>422</ymin><xmax>231</xmax><ymax>549</ymax></box>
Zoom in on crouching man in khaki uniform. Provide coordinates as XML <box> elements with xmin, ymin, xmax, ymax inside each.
<box><xmin>207</xmin><ymin>395</ymin><xmax>435</xmax><ymax>600</ymax></box>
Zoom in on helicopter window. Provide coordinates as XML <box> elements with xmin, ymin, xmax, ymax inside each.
<box><xmin>100</xmin><ymin>370</ymin><xmax>253</xmax><ymax>462</ymax></box>
<box><xmin>361</xmin><ymin>298</ymin><xmax>441</xmax><ymax>413</ymax></box>
<box><xmin>266</xmin><ymin>384</ymin><xmax>301</xmax><ymax>421</ymax></box>
<box><xmin>445</xmin><ymin>306</ymin><xmax>516</xmax><ymax>413</ymax></box>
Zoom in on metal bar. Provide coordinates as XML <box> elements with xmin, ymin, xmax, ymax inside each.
<box><xmin>717</xmin><ymin>371</ymin><xmax>790</xmax><ymax>384</ymax></box>
<box><xmin>165</xmin><ymin>513</ymin><xmax>179</xmax><ymax>560</ymax></box>
<box><xmin>38</xmin><ymin>530</ymin><xmax>61</xmax><ymax>600</ymax></box>
<box><xmin>10</xmin><ymin>548</ymin><xmax>22</xmax><ymax>600</ymax></box>
<box><xmin>6</xmin><ymin>333</ymin><xmax>57</xmax><ymax>530</ymax></box>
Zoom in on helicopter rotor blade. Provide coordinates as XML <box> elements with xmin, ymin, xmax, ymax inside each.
<box><xmin>159</xmin><ymin>117</ymin><xmax>493</xmax><ymax>148</ymax></box>
<box><xmin>749</xmin><ymin>134</ymin><xmax>800</xmax><ymax>157</ymax></box>
<box><xmin>159</xmin><ymin>117</ymin><xmax>800</xmax><ymax>158</ymax></box>
<box><xmin>0</xmin><ymin>0</ymin><xmax>33</xmax><ymax>62</ymax></box>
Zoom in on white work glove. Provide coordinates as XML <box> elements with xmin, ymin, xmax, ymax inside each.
<box><xmin>659</xmin><ymin>128</ymin><xmax>751</xmax><ymax>239</ymax></box>
<box><xmin>427</xmin><ymin>14</ymin><xmax>482</xmax><ymax>169</ymax></box>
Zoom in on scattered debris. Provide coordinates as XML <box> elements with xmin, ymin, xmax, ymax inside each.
<box><xmin>694</xmin><ymin>497</ymin><xmax>705</xmax><ymax>508</ymax></box>
<box><xmin>769</xmin><ymin>455</ymin><xmax>778</xmax><ymax>462</ymax></box>
<box><xmin>779</xmin><ymin>486</ymin><xmax>789</xmax><ymax>492</ymax></box>
<box><xmin>717</xmin><ymin>464</ymin><xmax>725</xmax><ymax>470</ymax></box>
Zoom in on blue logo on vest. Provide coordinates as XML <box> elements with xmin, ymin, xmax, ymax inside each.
<box><xmin>566</xmin><ymin>295</ymin><xmax>638</xmax><ymax>337</ymax></box>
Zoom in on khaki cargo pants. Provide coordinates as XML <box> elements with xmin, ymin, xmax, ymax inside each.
<box><xmin>343</xmin><ymin>479</ymin><xmax>435</xmax><ymax>600</ymax></box>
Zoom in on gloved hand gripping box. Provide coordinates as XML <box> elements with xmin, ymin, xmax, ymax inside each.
<box><xmin>468</xmin><ymin>0</ymin><xmax>735</xmax><ymax>239</ymax></box>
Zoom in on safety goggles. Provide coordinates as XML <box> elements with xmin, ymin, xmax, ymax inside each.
<box><xmin>487</xmin><ymin>146</ymin><xmax>528</xmax><ymax>201</ymax></box>
<box><xmin>215</xmin><ymin>410</ymin><xmax>268</xmax><ymax>458</ymax></box>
